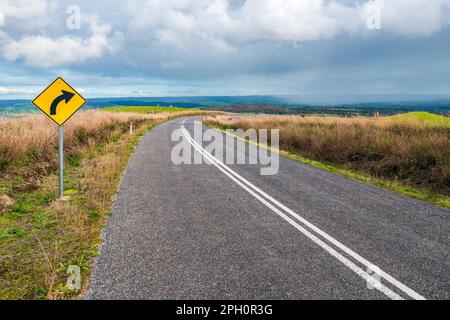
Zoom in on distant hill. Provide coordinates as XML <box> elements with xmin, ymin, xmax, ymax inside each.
<box><xmin>0</xmin><ymin>95</ymin><xmax>449</xmax><ymax>116</ymax></box>
<box><xmin>0</xmin><ymin>100</ymin><xmax>35</xmax><ymax>114</ymax></box>
<box><xmin>207</xmin><ymin>103</ymin><xmax>450</xmax><ymax>116</ymax></box>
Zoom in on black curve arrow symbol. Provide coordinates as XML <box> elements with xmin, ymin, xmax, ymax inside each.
<box><xmin>50</xmin><ymin>90</ymin><xmax>75</xmax><ymax>115</ymax></box>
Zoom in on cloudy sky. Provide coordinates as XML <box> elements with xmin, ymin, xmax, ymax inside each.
<box><xmin>0</xmin><ymin>0</ymin><xmax>449</xmax><ymax>99</ymax></box>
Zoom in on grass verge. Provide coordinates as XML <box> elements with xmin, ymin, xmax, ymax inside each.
<box><xmin>0</xmin><ymin>120</ymin><xmax>158</xmax><ymax>299</ymax></box>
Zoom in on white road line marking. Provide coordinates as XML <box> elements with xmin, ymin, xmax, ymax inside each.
<box><xmin>181</xmin><ymin>120</ymin><xmax>426</xmax><ymax>300</ymax></box>
<box><xmin>193</xmin><ymin>125</ymin><xmax>426</xmax><ymax>301</ymax></box>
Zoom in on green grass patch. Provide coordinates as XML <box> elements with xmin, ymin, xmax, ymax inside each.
<box><xmin>388</xmin><ymin>112</ymin><xmax>450</xmax><ymax>127</ymax></box>
<box><xmin>0</xmin><ymin>227</ymin><xmax>27</xmax><ymax>239</ymax></box>
<box><xmin>34</xmin><ymin>192</ymin><xmax>56</xmax><ymax>204</ymax></box>
<box><xmin>67</xmin><ymin>154</ymin><xmax>82</xmax><ymax>167</ymax></box>
<box><xmin>103</xmin><ymin>106</ymin><xmax>200</xmax><ymax>114</ymax></box>
<box><xmin>11</xmin><ymin>203</ymin><xmax>35</xmax><ymax>214</ymax></box>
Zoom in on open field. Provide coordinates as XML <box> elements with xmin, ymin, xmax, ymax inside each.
<box><xmin>0</xmin><ymin>109</ymin><xmax>218</xmax><ymax>299</ymax></box>
<box><xmin>205</xmin><ymin>112</ymin><xmax>450</xmax><ymax>208</ymax></box>
<box><xmin>102</xmin><ymin>106</ymin><xmax>201</xmax><ymax>114</ymax></box>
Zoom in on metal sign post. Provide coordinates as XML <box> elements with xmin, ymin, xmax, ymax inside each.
<box><xmin>59</xmin><ymin>125</ymin><xmax>64</xmax><ymax>197</ymax></box>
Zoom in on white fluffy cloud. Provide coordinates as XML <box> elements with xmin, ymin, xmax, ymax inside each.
<box><xmin>0</xmin><ymin>0</ymin><xmax>57</xmax><ymax>31</ymax></box>
<box><xmin>0</xmin><ymin>0</ymin><xmax>51</xmax><ymax>23</ymax></box>
<box><xmin>0</xmin><ymin>86</ymin><xmax>32</xmax><ymax>95</ymax></box>
<box><xmin>0</xmin><ymin>1</ymin><xmax>117</xmax><ymax>68</ymax></box>
<box><xmin>127</xmin><ymin>0</ymin><xmax>360</xmax><ymax>50</ymax></box>
<box><xmin>377</xmin><ymin>0</ymin><xmax>450</xmax><ymax>36</ymax></box>
<box><xmin>237</xmin><ymin>0</ymin><xmax>360</xmax><ymax>42</ymax></box>
<box><xmin>2</xmin><ymin>15</ymin><xmax>115</xmax><ymax>68</ymax></box>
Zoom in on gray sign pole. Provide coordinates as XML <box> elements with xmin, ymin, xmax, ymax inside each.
<box><xmin>59</xmin><ymin>125</ymin><xmax>64</xmax><ymax>198</ymax></box>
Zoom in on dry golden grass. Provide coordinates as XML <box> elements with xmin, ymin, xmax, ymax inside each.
<box><xmin>206</xmin><ymin>114</ymin><xmax>450</xmax><ymax>195</ymax></box>
<box><xmin>0</xmin><ymin>110</ymin><xmax>203</xmax><ymax>170</ymax></box>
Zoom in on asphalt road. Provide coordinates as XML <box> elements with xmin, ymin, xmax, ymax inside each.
<box><xmin>86</xmin><ymin>117</ymin><xmax>450</xmax><ymax>300</ymax></box>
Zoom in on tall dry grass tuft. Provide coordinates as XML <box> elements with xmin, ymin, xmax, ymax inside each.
<box><xmin>0</xmin><ymin>110</ymin><xmax>164</xmax><ymax>169</ymax></box>
<box><xmin>207</xmin><ymin>115</ymin><xmax>450</xmax><ymax>194</ymax></box>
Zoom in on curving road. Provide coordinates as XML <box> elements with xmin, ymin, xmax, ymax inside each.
<box><xmin>86</xmin><ymin>117</ymin><xmax>450</xmax><ymax>300</ymax></box>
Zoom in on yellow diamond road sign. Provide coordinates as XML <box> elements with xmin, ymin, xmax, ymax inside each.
<box><xmin>33</xmin><ymin>77</ymin><xmax>86</xmax><ymax>126</ymax></box>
